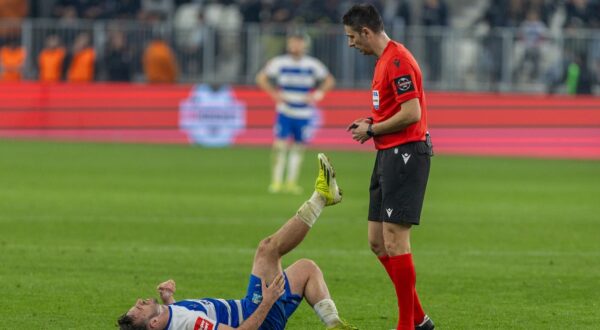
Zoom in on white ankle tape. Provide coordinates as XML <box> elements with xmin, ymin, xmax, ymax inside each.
<box><xmin>314</xmin><ymin>298</ymin><xmax>340</xmax><ymax>327</ymax></box>
<box><xmin>296</xmin><ymin>192</ymin><xmax>324</xmax><ymax>227</ymax></box>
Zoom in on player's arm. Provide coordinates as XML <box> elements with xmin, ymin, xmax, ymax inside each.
<box><xmin>371</xmin><ymin>98</ymin><xmax>421</xmax><ymax>135</ymax></box>
<box><xmin>255</xmin><ymin>70</ymin><xmax>282</xmax><ymax>103</ymax></box>
<box><xmin>349</xmin><ymin>98</ymin><xmax>420</xmax><ymax>144</ymax></box>
<box><xmin>157</xmin><ymin>279</ymin><xmax>176</xmax><ymax>305</ymax></box>
<box><xmin>218</xmin><ymin>274</ymin><xmax>285</xmax><ymax>330</ymax></box>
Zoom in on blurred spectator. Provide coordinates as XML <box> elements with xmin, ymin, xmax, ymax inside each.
<box><xmin>422</xmin><ymin>0</ymin><xmax>448</xmax><ymax>26</ymax></box>
<box><xmin>143</xmin><ymin>35</ymin><xmax>178</xmax><ymax>83</ymax></box>
<box><xmin>268</xmin><ymin>0</ymin><xmax>315</xmax><ymax>23</ymax></box>
<box><xmin>527</xmin><ymin>0</ymin><xmax>556</xmax><ymax>26</ymax></box>
<box><xmin>174</xmin><ymin>3</ymin><xmax>204</xmax><ymax>76</ymax></box>
<box><xmin>0</xmin><ymin>0</ymin><xmax>28</xmax><ymax>19</ymax></box>
<box><xmin>311</xmin><ymin>0</ymin><xmax>340</xmax><ymax>24</ymax></box>
<box><xmin>565</xmin><ymin>52</ymin><xmax>595</xmax><ymax>94</ymax></box>
<box><xmin>548</xmin><ymin>51</ymin><xmax>596</xmax><ymax>94</ymax></box>
<box><xmin>104</xmin><ymin>31</ymin><xmax>133</xmax><ymax>81</ymax></box>
<box><xmin>476</xmin><ymin>0</ymin><xmax>527</xmax><ymax>89</ymax></box>
<box><xmin>564</xmin><ymin>0</ymin><xmax>594</xmax><ymax>29</ymax></box>
<box><xmin>66</xmin><ymin>32</ymin><xmax>95</xmax><ymax>82</ymax></box>
<box><xmin>0</xmin><ymin>37</ymin><xmax>26</xmax><ymax>81</ymax></box>
<box><xmin>0</xmin><ymin>0</ymin><xmax>28</xmax><ymax>42</ymax></box>
<box><xmin>514</xmin><ymin>9</ymin><xmax>548</xmax><ymax>82</ymax></box>
<box><xmin>38</xmin><ymin>34</ymin><xmax>66</xmax><ymax>82</ymax></box>
<box><xmin>141</xmin><ymin>0</ymin><xmax>174</xmax><ymax>21</ymax></box>
<box><xmin>422</xmin><ymin>0</ymin><xmax>448</xmax><ymax>82</ymax></box>
<box><xmin>479</xmin><ymin>0</ymin><xmax>525</xmax><ymax>29</ymax></box>
<box><xmin>239</xmin><ymin>0</ymin><xmax>265</xmax><ymax>23</ymax></box>
<box><xmin>382</xmin><ymin>0</ymin><xmax>411</xmax><ymax>29</ymax></box>
<box><xmin>204</xmin><ymin>0</ymin><xmax>242</xmax><ymax>81</ymax></box>
<box><xmin>53</xmin><ymin>0</ymin><xmax>104</xmax><ymax>20</ymax></box>
<box><xmin>101</xmin><ymin>0</ymin><xmax>141</xmax><ymax>19</ymax></box>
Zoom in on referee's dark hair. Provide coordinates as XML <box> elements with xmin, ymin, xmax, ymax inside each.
<box><xmin>342</xmin><ymin>3</ymin><xmax>384</xmax><ymax>33</ymax></box>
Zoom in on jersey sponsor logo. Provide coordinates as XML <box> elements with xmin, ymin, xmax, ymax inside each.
<box><xmin>372</xmin><ymin>90</ymin><xmax>380</xmax><ymax>110</ymax></box>
<box><xmin>402</xmin><ymin>153</ymin><xmax>411</xmax><ymax>164</ymax></box>
<box><xmin>394</xmin><ymin>75</ymin><xmax>414</xmax><ymax>95</ymax></box>
<box><xmin>194</xmin><ymin>316</ymin><xmax>215</xmax><ymax>330</ymax></box>
<box><xmin>386</xmin><ymin>208</ymin><xmax>393</xmax><ymax>218</ymax></box>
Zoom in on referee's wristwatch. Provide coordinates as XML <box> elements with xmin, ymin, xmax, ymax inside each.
<box><xmin>366</xmin><ymin>123</ymin><xmax>375</xmax><ymax>137</ymax></box>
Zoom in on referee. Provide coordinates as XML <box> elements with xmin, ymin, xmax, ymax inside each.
<box><xmin>343</xmin><ymin>4</ymin><xmax>434</xmax><ymax>330</ymax></box>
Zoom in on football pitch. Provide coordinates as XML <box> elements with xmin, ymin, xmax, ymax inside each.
<box><xmin>0</xmin><ymin>139</ymin><xmax>598</xmax><ymax>329</ymax></box>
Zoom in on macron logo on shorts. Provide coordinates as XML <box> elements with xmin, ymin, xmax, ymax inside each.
<box><xmin>386</xmin><ymin>208</ymin><xmax>393</xmax><ymax>218</ymax></box>
<box><xmin>402</xmin><ymin>153</ymin><xmax>411</xmax><ymax>164</ymax></box>
<box><xmin>194</xmin><ymin>316</ymin><xmax>215</xmax><ymax>330</ymax></box>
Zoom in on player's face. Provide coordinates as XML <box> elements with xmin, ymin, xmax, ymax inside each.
<box><xmin>344</xmin><ymin>26</ymin><xmax>373</xmax><ymax>55</ymax></box>
<box><xmin>287</xmin><ymin>37</ymin><xmax>306</xmax><ymax>57</ymax></box>
<box><xmin>126</xmin><ymin>298</ymin><xmax>161</xmax><ymax>327</ymax></box>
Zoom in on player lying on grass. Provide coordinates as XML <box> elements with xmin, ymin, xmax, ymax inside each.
<box><xmin>118</xmin><ymin>153</ymin><xmax>358</xmax><ymax>330</ymax></box>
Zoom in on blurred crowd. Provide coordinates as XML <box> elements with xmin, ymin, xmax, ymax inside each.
<box><xmin>11</xmin><ymin>0</ymin><xmax>593</xmax><ymax>30</ymax></box>
<box><xmin>0</xmin><ymin>0</ymin><xmax>598</xmax><ymax>93</ymax></box>
<box><xmin>474</xmin><ymin>0</ymin><xmax>599</xmax><ymax>92</ymax></box>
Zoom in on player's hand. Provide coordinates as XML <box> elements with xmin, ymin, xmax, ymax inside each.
<box><xmin>307</xmin><ymin>90</ymin><xmax>325</xmax><ymax>104</ymax></box>
<box><xmin>270</xmin><ymin>91</ymin><xmax>284</xmax><ymax>104</ymax></box>
<box><xmin>261</xmin><ymin>273</ymin><xmax>285</xmax><ymax>306</ymax></box>
<box><xmin>157</xmin><ymin>279</ymin><xmax>176</xmax><ymax>301</ymax></box>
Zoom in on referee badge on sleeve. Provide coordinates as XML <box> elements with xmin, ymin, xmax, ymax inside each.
<box><xmin>394</xmin><ymin>75</ymin><xmax>415</xmax><ymax>95</ymax></box>
<box><xmin>372</xmin><ymin>90</ymin><xmax>380</xmax><ymax>110</ymax></box>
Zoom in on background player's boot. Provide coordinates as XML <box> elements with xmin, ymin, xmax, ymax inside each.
<box><xmin>415</xmin><ymin>315</ymin><xmax>434</xmax><ymax>330</ymax></box>
<box><xmin>327</xmin><ymin>319</ymin><xmax>358</xmax><ymax>330</ymax></box>
<box><xmin>268</xmin><ymin>182</ymin><xmax>282</xmax><ymax>193</ymax></box>
<box><xmin>284</xmin><ymin>181</ymin><xmax>303</xmax><ymax>195</ymax></box>
<box><xmin>315</xmin><ymin>153</ymin><xmax>342</xmax><ymax>206</ymax></box>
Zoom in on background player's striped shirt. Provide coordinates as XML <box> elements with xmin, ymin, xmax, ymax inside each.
<box><xmin>264</xmin><ymin>54</ymin><xmax>329</xmax><ymax>119</ymax></box>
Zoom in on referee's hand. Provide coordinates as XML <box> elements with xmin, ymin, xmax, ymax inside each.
<box><xmin>347</xmin><ymin>118</ymin><xmax>372</xmax><ymax>144</ymax></box>
<box><xmin>346</xmin><ymin>117</ymin><xmax>371</xmax><ymax>131</ymax></box>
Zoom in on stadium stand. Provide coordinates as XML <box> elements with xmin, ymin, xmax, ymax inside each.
<box><xmin>0</xmin><ymin>0</ymin><xmax>595</xmax><ymax>93</ymax></box>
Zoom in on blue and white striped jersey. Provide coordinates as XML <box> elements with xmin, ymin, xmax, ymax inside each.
<box><xmin>166</xmin><ymin>299</ymin><xmax>245</xmax><ymax>330</ymax></box>
<box><xmin>264</xmin><ymin>54</ymin><xmax>329</xmax><ymax>119</ymax></box>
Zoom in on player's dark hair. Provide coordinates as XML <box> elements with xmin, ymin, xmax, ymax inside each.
<box><xmin>117</xmin><ymin>314</ymin><xmax>146</xmax><ymax>330</ymax></box>
<box><xmin>342</xmin><ymin>3</ymin><xmax>384</xmax><ymax>33</ymax></box>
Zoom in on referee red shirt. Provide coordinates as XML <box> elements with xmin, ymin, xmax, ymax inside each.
<box><xmin>371</xmin><ymin>41</ymin><xmax>428</xmax><ymax>150</ymax></box>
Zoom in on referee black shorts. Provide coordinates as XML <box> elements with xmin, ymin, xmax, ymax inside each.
<box><xmin>368</xmin><ymin>141</ymin><xmax>431</xmax><ymax>225</ymax></box>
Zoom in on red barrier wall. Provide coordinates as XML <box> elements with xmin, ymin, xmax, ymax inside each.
<box><xmin>1</xmin><ymin>82</ymin><xmax>599</xmax><ymax>159</ymax></box>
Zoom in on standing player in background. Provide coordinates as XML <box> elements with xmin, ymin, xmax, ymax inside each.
<box><xmin>343</xmin><ymin>4</ymin><xmax>434</xmax><ymax>330</ymax></box>
<box><xmin>256</xmin><ymin>33</ymin><xmax>335</xmax><ymax>194</ymax></box>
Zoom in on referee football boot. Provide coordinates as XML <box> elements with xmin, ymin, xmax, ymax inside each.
<box><xmin>315</xmin><ymin>153</ymin><xmax>342</xmax><ymax>206</ymax></box>
<box><xmin>415</xmin><ymin>315</ymin><xmax>435</xmax><ymax>330</ymax></box>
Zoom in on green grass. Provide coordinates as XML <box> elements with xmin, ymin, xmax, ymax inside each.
<box><xmin>0</xmin><ymin>139</ymin><xmax>599</xmax><ymax>329</ymax></box>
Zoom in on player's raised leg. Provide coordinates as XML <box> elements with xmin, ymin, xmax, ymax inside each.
<box><xmin>252</xmin><ymin>153</ymin><xmax>342</xmax><ymax>283</ymax></box>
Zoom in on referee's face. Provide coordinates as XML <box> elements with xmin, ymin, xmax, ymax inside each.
<box><xmin>344</xmin><ymin>25</ymin><xmax>373</xmax><ymax>55</ymax></box>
